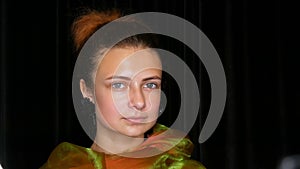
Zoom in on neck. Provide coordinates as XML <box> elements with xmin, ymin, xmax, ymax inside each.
<box><xmin>91</xmin><ymin>123</ymin><xmax>144</xmax><ymax>154</ymax></box>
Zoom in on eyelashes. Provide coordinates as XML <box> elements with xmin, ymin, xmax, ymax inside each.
<box><xmin>111</xmin><ymin>81</ymin><xmax>160</xmax><ymax>90</ymax></box>
<box><xmin>112</xmin><ymin>82</ymin><xmax>126</xmax><ymax>89</ymax></box>
<box><xmin>143</xmin><ymin>83</ymin><xmax>159</xmax><ymax>89</ymax></box>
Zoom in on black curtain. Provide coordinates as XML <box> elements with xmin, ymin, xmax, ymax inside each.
<box><xmin>1</xmin><ymin>0</ymin><xmax>299</xmax><ymax>169</ymax></box>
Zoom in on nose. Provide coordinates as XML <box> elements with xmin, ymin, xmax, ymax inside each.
<box><xmin>128</xmin><ymin>85</ymin><xmax>146</xmax><ymax>111</ymax></box>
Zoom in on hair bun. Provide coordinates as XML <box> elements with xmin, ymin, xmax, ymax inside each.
<box><xmin>71</xmin><ymin>9</ymin><xmax>121</xmax><ymax>51</ymax></box>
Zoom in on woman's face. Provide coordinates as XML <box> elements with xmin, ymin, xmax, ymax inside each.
<box><xmin>94</xmin><ymin>47</ymin><xmax>162</xmax><ymax>137</ymax></box>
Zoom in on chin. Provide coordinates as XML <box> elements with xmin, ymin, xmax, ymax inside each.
<box><xmin>122</xmin><ymin>123</ymin><xmax>154</xmax><ymax>137</ymax></box>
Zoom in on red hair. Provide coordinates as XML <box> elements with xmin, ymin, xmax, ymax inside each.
<box><xmin>71</xmin><ymin>9</ymin><xmax>121</xmax><ymax>51</ymax></box>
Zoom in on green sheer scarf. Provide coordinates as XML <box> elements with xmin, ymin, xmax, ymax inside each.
<box><xmin>40</xmin><ymin>124</ymin><xmax>206</xmax><ymax>169</ymax></box>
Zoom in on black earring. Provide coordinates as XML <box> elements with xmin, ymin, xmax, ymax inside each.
<box><xmin>81</xmin><ymin>97</ymin><xmax>93</xmax><ymax>105</ymax></box>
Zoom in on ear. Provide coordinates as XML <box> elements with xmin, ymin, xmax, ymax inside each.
<box><xmin>80</xmin><ymin>79</ymin><xmax>95</xmax><ymax>104</ymax></box>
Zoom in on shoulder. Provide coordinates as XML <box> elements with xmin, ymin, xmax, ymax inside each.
<box><xmin>173</xmin><ymin>159</ymin><xmax>206</xmax><ymax>169</ymax></box>
<box><xmin>40</xmin><ymin>142</ymin><xmax>103</xmax><ymax>169</ymax></box>
<box><xmin>50</xmin><ymin>142</ymin><xmax>86</xmax><ymax>153</ymax></box>
<box><xmin>150</xmin><ymin>124</ymin><xmax>206</xmax><ymax>168</ymax></box>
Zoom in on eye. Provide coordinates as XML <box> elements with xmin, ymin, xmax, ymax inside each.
<box><xmin>143</xmin><ymin>83</ymin><xmax>158</xmax><ymax>89</ymax></box>
<box><xmin>112</xmin><ymin>82</ymin><xmax>126</xmax><ymax>89</ymax></box>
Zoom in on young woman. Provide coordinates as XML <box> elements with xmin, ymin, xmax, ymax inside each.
<box><xmin>40</xmin><ymin>8</ymin><xmax>206</xmax><ymax>169</ymax></box>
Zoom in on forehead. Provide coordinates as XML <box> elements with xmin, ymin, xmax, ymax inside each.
<box><xmin>97</xmin><ymin>47</ymin><xmax>162</xmax><ymax>79</ymax></box>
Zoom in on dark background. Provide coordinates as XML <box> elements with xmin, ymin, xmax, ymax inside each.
<box><xmin>1</xmin><ymin>0</ymin><xmax>300</xmax><ymax>169</ymax></box>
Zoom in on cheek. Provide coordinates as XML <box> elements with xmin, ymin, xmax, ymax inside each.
<box><xmin>148</xmin><ymin>90</ymin><xmax>161</xmax><ymax>110</ymax></box>
<box><xmin>95</xmin><ymin>87</ymin><xmax>116</xmax><ymax>115</ymax></box>
<box><xmin>94</xmin><ymin>88</ymin><xmax>122</xmax><ymax>128</ymax></box>
<box><xmin>95</xmin><ymin>87</ymin><xmax>128</xmax><ymax>117</ymax></box>
<box><xmin>146</xmin><ymin>90</ymin><xmax>161</xmax><ymax>121</ymax></box>
<box><xmin>112</xmin><ymin>91</ymin><xmax>129</xmax><ymax>107</ymax></box>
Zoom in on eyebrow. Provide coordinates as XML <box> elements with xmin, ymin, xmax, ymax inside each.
<box><xmin>105</xmin><ymin>75</ymin><xmax>161</xmax><ymax>81</ymax></box>
<box><xmin>142</xmin><ymin>76</ymin><xmax>161</xmax><ymax>81</ymax></box>
<box><xmin>105</xmin><ymin>76</ymin><xmax>131</xmax><ymax>80</ymax></box>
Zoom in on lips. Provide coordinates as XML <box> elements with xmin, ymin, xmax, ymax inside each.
<box><xmin>123</xmin><ymin>116</ymin><xmax>147</xmax><ymax>123</ymax></box>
